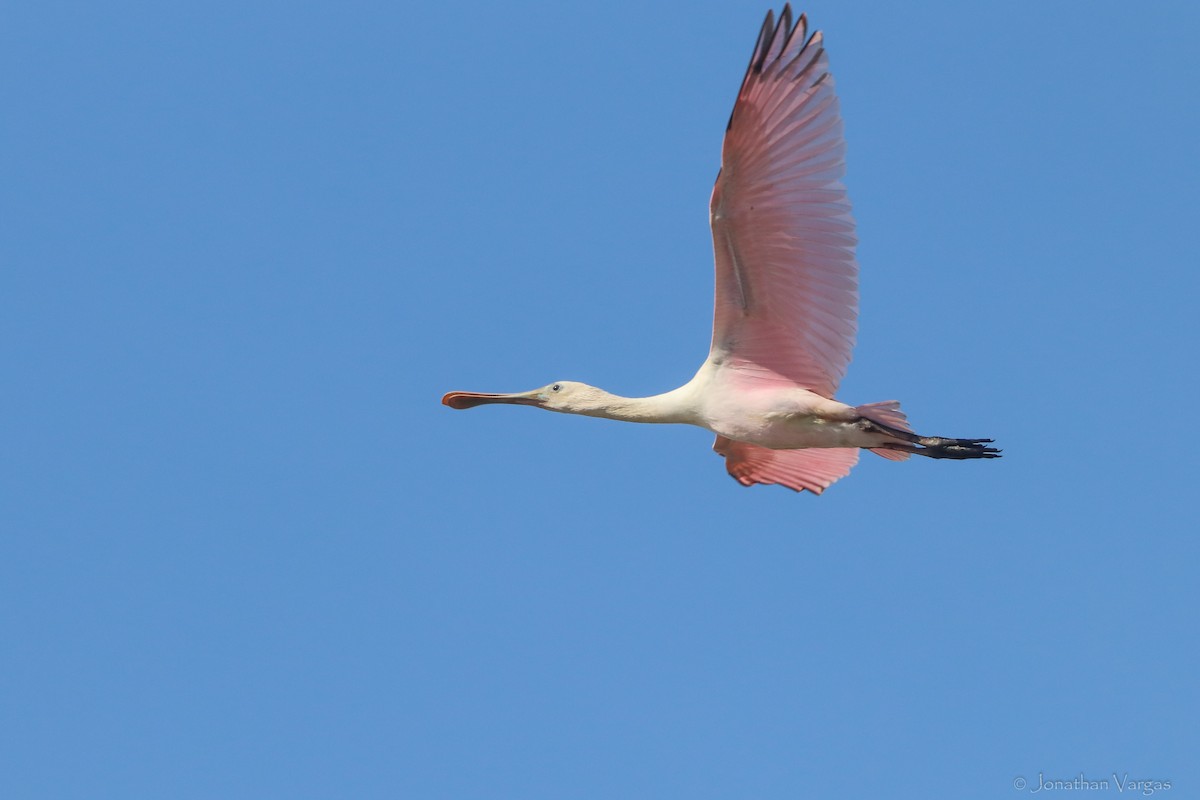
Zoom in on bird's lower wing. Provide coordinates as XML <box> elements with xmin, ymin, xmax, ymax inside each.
<box><xmin>713</xmin><ymin>435</ymin><xmax>859</xmax><ymax>494</ymax></box>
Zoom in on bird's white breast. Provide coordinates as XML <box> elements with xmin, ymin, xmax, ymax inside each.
<box><xmin>700</xmin><ymin>383</ymin><xmax>875</xmax><ymax>450</ymax></box>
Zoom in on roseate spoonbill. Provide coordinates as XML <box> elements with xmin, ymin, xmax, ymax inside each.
<box><xmin>442</xmin><ymin>5</ymin><xmax>999</xmax><ymax>494</ymax></box>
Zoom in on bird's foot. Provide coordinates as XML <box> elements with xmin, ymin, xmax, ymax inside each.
<box><xmin>875</xmin><ymin>437</ymin><xmax>1001</xmax><ymax>460</ymax></box>
<box><xmin>861</xmin><ymin>417</ymin><xmax>1001</xmax><ymax>460</ymax></box>
<box><xmin>915</xmin><ymin>436</ymin><xmax>1001</xmax><ymax>459</ymax></box>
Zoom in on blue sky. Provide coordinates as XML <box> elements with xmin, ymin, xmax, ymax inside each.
<box><xmin>4</xmin><ymin>1</ymin><xmax>1198</xmax><ymax>797</ymax></box>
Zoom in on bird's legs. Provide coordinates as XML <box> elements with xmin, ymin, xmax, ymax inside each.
<box><xmin>861</xmin><ymin>418</ymin><xmax>1001</xmax><ymax>460</ymax></box>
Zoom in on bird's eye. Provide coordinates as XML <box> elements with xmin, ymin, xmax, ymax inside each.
<box><xmin>551</xmin><ymin>383</ymin><xmax>562</xmax><ymax>392</ymax></box>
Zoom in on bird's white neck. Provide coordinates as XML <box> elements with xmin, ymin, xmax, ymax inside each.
<box><xmin>567</xmin><ymin>385</ymin><xmax>699</xmax><ymax>425</ymax></box>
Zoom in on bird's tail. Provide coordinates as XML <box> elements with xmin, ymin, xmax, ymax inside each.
<box><xmin>856</xmin><ymin>400</ymin><xmax>913</xmax><ymax>461</ymax></box>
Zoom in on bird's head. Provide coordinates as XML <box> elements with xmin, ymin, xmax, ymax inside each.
<box><xmin>442</xmin><ymin>381</ymin><xmax>605</xmax><ymax>415</ymax></box>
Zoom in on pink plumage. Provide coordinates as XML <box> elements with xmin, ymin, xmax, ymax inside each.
<box><xmin>710</xmin><ymin>7</ymin><xmax>856</xmax><ymax>401</ymax></box>
<box><xmin>715</xmin><ymin>436</ymin><xmax>859</xmax><ymax>495</ymax></box>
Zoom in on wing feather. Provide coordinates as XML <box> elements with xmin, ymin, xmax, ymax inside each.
<box><xmin>709</xmin><ymin>6</ymin><xmax>857</xmax><ymax>398</ymax></box>
<box><xmin>713</xmin><ymin>436</ymin><xmax>859</xmax><ymax>494</ymax></box>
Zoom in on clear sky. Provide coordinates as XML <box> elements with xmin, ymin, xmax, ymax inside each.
<box><xmin>4</xmin><ymin>1</ymin><xmax>1198</xmax><ymax>798</ymax></box>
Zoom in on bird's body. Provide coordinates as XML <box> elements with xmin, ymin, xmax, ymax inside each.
<box><xmin>466</xmin><ymin>368</ymin><xmax>864</xmax><ymax>449</ymax></box>
<box><xmin>443</xmin><ymin>5</ymin><xmax>999</xmax><ymax>494</ymax></box>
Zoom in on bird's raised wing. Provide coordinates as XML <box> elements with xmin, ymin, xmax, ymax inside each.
<box><xmin>709</xmin><ymin>6</ymin><xmax>857</xmax><ymax>399</ymax></box>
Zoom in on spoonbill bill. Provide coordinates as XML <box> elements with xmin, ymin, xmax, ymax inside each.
<box><xmin>442</xmin><ymin>5</ymin><xmax>999</xmax><ymax>494</ymax></box>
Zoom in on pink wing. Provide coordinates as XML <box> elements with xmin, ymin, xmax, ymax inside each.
<box><xmin>709</xmin><ymin>6</ymin><xmax>857</xmax><ymax>399</ymax></box>
<box><xmin>713</xmin><ymin>436</ymin><xmax>859</xmax><ymax>494</ymax></box>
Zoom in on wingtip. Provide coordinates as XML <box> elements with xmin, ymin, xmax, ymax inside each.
<box><xmin>752</xmin><ymin>9</ymin><xmax>776</xmax><ymax>75</ymax></box>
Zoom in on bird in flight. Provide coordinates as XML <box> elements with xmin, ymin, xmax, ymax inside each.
<box><xmin>442</xmin><ymin>5</ymin><xmax>999</xmax><ymax>494</ymax></box>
